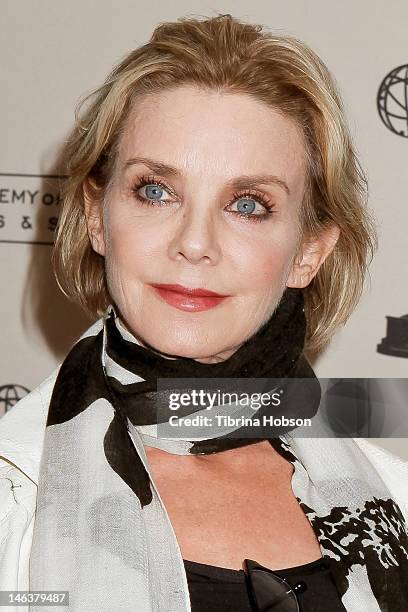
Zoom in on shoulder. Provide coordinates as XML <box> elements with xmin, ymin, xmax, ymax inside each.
<box><xmin>0</xmin><ymin>315</ymin><xmax>104</xmax><ymax>485</ymax></box>
<box><xmin>353</xmin><ymin>437</ymin><xmax>408</xmax><ymax>522</ymax></box>
<box><xmin>0</xmin><ymin>316</ymin><xmax>104</xmax><ymax>590</ymax></box>
<box><xmin>353</xmin><ymin>437</ymin><xmax>408</xmax><ymax>478</ymax></box>
<box><xmin>0</xmin><ymin>367</ymin><xmax>60</xmax><ymax>541</ymax></box>
<box><xmin>0</xmin><ymin>370</ymin><xmax>58</xmax><ymax>591</ymax></box>
<box><xmin>0</xmin><ymin>367</ymin><xmax>59</xmax><ymax>483</ymax></box>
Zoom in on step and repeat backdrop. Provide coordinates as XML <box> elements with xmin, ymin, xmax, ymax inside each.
<box><xmin>1</xmin><ymin>1</ymin><xmax>407</xmax><ymax>454</ymax></box>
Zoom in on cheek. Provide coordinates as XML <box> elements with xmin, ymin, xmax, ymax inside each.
<box><xmin>104</xmin><ymin>213</ymin><xmax>161</xmax><ymax>280</ymax></box>
<box><xmin>236</xmin><ymin>238</ymin><xmax>296</xmax><ymax>291</ymax></box>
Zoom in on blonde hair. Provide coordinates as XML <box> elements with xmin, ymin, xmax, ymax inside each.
<box><xmin>53</xmin><ymin>12</ymin><xmax>377</xmax><ymax>353</ymax></box>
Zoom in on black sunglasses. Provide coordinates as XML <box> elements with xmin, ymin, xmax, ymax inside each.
<box><xmin>243</xmin><ymin>559</ymin><xmax>307</xmax><ymax>612</ymax></box>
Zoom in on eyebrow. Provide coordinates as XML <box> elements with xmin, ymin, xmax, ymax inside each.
<box><xmin>123</xmin><ymin>156</ymin><xmax>291</xmax><ymax>196</ymax></box>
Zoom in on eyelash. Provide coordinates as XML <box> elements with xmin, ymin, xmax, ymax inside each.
<box><xmin>130</xmin><ymin>174</ymin><xmax>276</xmax><ymax>223</ymax></box>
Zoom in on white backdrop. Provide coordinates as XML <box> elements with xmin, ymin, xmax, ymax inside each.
<box><xmin>1</xmin><ymin>1</ymin><xmax>407</xmax><ymax>455</ymax></box>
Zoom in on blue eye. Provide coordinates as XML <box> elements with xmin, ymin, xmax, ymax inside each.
<box><xmin>131</xmin><ymin>176</ymin><xmax>172</xmax><ymax>206</ymax></box>
<box><xmin>235</xmin><ymin>198</ymin><xmax>258</xmax><ymax>215</ymax></box>
<box><xmin>144</xmin><ymin>184</ymin><xmax>166</xmax><ymax>200</ymax></box>
<box><xmin>227</xmin><ymin>195</ymin><xmax>276</xmax><ymax>222</ymax></box>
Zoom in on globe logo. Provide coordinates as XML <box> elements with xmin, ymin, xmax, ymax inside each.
<box><xmin>377</xmin><ymin>64</ymin><xmax>408</xmax><ymax>138</ymax></box>
<box><xmin>0</xmin><ymin>384</ymin><xmax>30</xmax><ymax>414</ymax></box>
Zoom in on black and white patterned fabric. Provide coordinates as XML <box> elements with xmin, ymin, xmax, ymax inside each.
<box><xmin>28</xmin><ymin>288</ymin><xmax>408</xmax><ymax>611</ymax></box>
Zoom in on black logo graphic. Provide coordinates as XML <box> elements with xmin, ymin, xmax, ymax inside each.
<box><xmin>377</xmin><ymin>314</ymin><xmax>408</xmax><ymax>358</ymax></box>
<box><xmin>377</xmin><ymin>64</ymin><xmax>408</xmax><ymax>138</ymax></box>
<box><xmin>0</xmin><ymin>384</ymin><xmax>30</xmax><ymax>413</ymax></box>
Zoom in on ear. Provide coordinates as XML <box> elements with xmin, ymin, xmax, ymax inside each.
<box><xmin>286</xmin><ymin>223</ymin><xmax>340</xmax><ymax>288</ymax></box>
<box><xmin>83</xmin><ymin>178</ymin><xmax>106</xmax><ymax>256</ymax></box>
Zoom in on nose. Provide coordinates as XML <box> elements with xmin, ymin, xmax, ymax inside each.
<box><xmin>167</xmin><ymin>203</ymin><xmax>222</xmax><ymax>266</ymax></box>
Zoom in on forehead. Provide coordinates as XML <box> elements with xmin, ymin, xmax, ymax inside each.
<box><xmin>118</xmin><ymin>85</ymin><xmax>307</xmax><ymax>191</ymax></box>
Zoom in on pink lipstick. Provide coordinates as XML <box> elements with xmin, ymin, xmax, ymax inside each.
<box><xmin>149</xmin><ymin>283</ymin><xmax>230</xmax><ymax>312</ymax></box>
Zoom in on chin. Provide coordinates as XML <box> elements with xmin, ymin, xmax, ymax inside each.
<box><xmin>152</xmin><ymin>337</ymin><xmax>217</xmax><ymax>360</ymax></box>
<box><xmin>141</xmin><ymin>328</ymin><xmax>227</xmax><ymax>361</ymax></box>
<box><xmin>122</xmin><ymin>304</ymin><xmax>241</xmax><ymax>361</ymax></box>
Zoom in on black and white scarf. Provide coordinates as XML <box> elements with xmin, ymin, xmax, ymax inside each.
<box><xmin>29</xmin><ymin>287</ymin><xmax>408</xmax><ymax>611</ymax></box>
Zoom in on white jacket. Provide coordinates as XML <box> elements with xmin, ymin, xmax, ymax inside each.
<box><xmin>1</xmin><ymin>367</ymin><xmax>408</xmax><ymax>611</ymax></box>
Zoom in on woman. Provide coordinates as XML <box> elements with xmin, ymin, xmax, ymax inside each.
<box><xmin>1</xmin><ymin>12</ymin><xmax>408</xmax><ymax>612</ymax></box>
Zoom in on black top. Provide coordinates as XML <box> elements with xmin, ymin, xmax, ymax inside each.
<box><xmin>183</xmin><ymin>557</ymin><xmax>347</xmax><ymax>612</ymax></box>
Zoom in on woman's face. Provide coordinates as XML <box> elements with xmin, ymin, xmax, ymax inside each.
<box><xmin>86</xmin><ymin>85</ymin><xmax>335</xmax><ymax>362</ymax></box>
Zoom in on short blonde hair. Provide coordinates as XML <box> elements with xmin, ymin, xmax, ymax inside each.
<box><xmin>53</xmin><ymin>12</ymin><xmax>377</xmax><ymax>353</ymax></box>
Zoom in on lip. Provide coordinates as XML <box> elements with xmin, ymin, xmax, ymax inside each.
<box><xmin>150</xmin><ymin>283</ymin><xmax>228</xmax><ymax>297</ymax></box>
<box><xmin>149</xmin><ymin>283</ymin><xmax>230</xmax><ymax>312</ymax></box>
